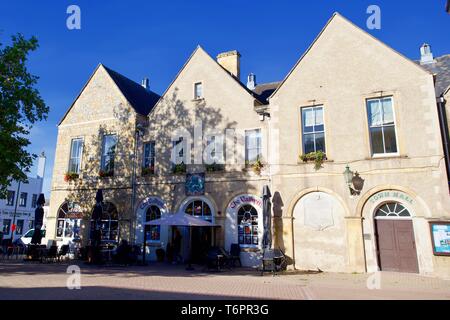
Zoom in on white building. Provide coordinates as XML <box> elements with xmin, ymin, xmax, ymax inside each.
<box><xmin>0</xmin><ymin>153</ymin><xmax>46</xmax><ymax>242</ymax></box>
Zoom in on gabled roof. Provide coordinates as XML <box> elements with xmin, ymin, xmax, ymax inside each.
<box><xmin>269</xmin><ymin>12</ymin><xmax>433</xmax><ymax>100</ymax></box>
<box><xmin>149</xmin><ymin>46</ymin><xmax>264</xmax><ymax>116</ymax></box>
<box><xmin>417</xmin><ymin>54</ymin><xmax>450</xmax><ymax>97</ymax></box>
<box><xmin>103</xmin><ymin>66</ymin><xmax>160</xmax><ymax>116</ymax></box>
<box><xmin>58</xmin><ymin>64</ymin><xmax>160</xmax><ymax>125</ymax></box>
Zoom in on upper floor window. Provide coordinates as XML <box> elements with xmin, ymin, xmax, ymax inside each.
<box><xmin>6</xmin><ymin>191</ymin><xmax>15</xmax><ymax>206</ymax></box>
<box><xmin>15</xmin><ymin>220</ymin><xmax>24</xmax><ymax>235</ymax></box>
<box><xmin>194</xmin><ymin>82</ymin><xmax>203</xmax><ymax>99</ymax></box>
<box><xmin>68</xmin><ymin>138</ymin><xmax>83</xmax><ymax>174</ymax></box>
<box><xmin>2</xmin><ymin>219</ymin><xmax>11</xmax><ymax>235</ymax></box>
<box><xmin>301</xmin><ymin>106</ymin><xmax>325</xmax><ymax>154</ymax></box>
<box><xmin>245</xmin><ymin>129</ymin><xmax>262</xmax><ymax>164</ymax></box>
<box><xmin>143</xmin><ymin>141</ymin><xmax>156</xmax><ymax>175</ymax></box>
<box><xmin>19</xmin><ymin>192</ymin><xmax>27</xmax><ymax>207</ymax></box>
<box><xmin>31</xmin><ymin>194</ymin><xmax>38</xmax><ymax>208</ymax></box>
<box><xmin>100</xmin><ymin>134</ymin><xmax>118</xmax><ymax>174</ymax></box>
<box><xmin>206</xmin><ymin>135</ymin><xmax>224</xmax><ymax>164</ymax></box>
<box><xmin>367</xmin><ymin>97</ymin><xmax>398</xmax><ymax>155</ymax></box>
<box><xmin>172</xmin><ymin>137</ymin><xmax>185</xmax><ymax>164</ymax></box>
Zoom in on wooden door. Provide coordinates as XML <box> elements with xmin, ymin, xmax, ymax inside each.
<box><xmin>375</xmin><ymin>219</ymin><xmax>419</xmax><ymax>273</ymax></box>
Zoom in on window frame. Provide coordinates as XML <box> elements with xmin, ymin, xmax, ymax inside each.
<box><xmin>366</xmin><ymin>96</ymin><xmax>399</xmax><ymax>157</ymax></box>
<box><xmin>300</xmin><ymin>105</ymin><xmax>326</xmax><ymax>155</ymax></box>
<box><xmin>244</xmin><ymin>128</ymin><xmax>262</xmax><ymax>164</ymax></box>
<box><xmin>15</xmin><ymin>219</ymin><xmax>24</xmax><ymax>235</ymax></box>
<box><xmin>68</xmin><ymin>137</ymin><xmax>84</xmax><ymax>174</ymax></box>
<box><xmin>100</xmin><ymin>134</ymin><xmax>118</xmax><ymax>174</ymax></box>
<box><xmin>237</xmin><ymin>204</ymin><xmax>260</xmax><ymax>248</ymax></box>
<box><xmin>194</xmin><ymin>82</ymin><xmax>203</xmax><ymax>100</ymax></box>
<box><xmin>6</xmin><ymin>190</ymin><xmax>15</xmax><ymax>206</ymax></box>
<box><xmin>2</xmin><ymin>219</ymin><xmax>11</xmax><ymax>235</ymax></box>
<box><xmin>31</xmin><ymin>194</ymin><xmax>38</xmax><ymax>209</ymax></box>
<box><xmin>19</xmin><ymin>192</ymin><xmax>27</xmax><ymax>207</ymax></box>
<box><xmin>142</xmin><ymin>141</ymin><xmax>156</xmax><ymax>174</ymax></box>
<box><xmin>144</xmin><ymin>205</ymin><xmax>162</xmax><ymax>243</ymax></box>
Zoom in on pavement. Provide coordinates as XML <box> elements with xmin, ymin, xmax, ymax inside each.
<box><xmin>0</xmin><ymin>261</ymin><xmax>449</xmax><ymax>300</ymax></box>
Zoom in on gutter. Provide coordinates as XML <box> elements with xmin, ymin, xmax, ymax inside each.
<box><xmin>437</xmin><ymin>96</ymin><xmax>450</xmax><ymax>193</ymax></box>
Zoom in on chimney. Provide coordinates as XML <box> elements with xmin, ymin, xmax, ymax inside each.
<box><xmin>217</xmin><ymin>50</ymin><xmax>241</xmax><ymax>80</ymax></box>
<box><xmin>37</xmin><ymin>151</ymin><xmax>46</xmax><ymax>179</ymax></box>
<box><xmin>141</xmin><ymin>77</ymin><xmax>150</xmax><ymax>90</ymax></box>
<box><xmin>247</xmin><ymin>73</ymin><xmax>256</xmax><ymax>90</ymax></box>
<box><xmin>420</xmin><ymin>44</ymin><xmax>434</xmax><ymax>65</ymax></box>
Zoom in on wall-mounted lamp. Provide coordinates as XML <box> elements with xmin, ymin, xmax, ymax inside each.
<box><xmin>343</xmin><ymin>165</ymin><xmax>365</xmax><ymax>196</ymax></box>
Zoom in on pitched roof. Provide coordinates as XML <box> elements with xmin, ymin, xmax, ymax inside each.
<box><xmin>417</xmin><ymin>54</ymin><xmax>450</xmax><ymax>97</ymax></box>
<box><xmin>252</xmin><ymin>82</ymin><xmax>281</xmax><ymax>104</ymax></box>
<box><xmin>103</xmin><ymin>65</ymin><xmax>160</xmax><ymax>116</ymax></box>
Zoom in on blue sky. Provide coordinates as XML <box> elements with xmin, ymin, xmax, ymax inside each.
<box><xmin>0</xmin><ymin>0</ymin><xmax>449</xmax><ymax>198</ymax></box>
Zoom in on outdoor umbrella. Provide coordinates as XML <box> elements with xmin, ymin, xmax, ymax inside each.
<box><xmin>31</xmin><ymin>194</ymin><xmax>45</xmax><ymax>245</ymax></box>
<box><xmin>144</xmin><ymin>212</ymin><xmax>219</xmax><ymax>269</ymax></box>
<box><xmin>262</xmin><ymin>185</ymin><xmax>272</xmax><ymax>250</ymax></box>
<box><xmin>90</xmin><ymin>189</ymin><xmax>103</xmax><ymax>263</ymax></box>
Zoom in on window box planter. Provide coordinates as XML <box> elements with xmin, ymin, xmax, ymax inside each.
<box><xmin>142</xmin><ymin>166</ymin><xmax>155</xmax><ymax>176</ymax></box>
<box><xmin>64</xmin><ymin>172</ymin><xmax>79</xmax><ymax>182</ymax></box>
<box><xmin>98</xmin><ymin>170</ymin><xmax>114</xmax><ymax>178</ymax></box>
<box><xmin>205</xmin><ymin>162</ymin><xmax>224</xmax><ymax>173</ymax></box>
<box><xmin>172</xmin><ymin>162</ymin><xmax>186</xmax><ymax>174</ymax></box>
<box><xmin>246</xmin><ymin>158</ymin><xmax>264</xmax><ymax>175</ymax></box>
<box><xmin>299</xmin><ymin>151</ymin><xmax>327</xmax><ymax>170</ymax></box>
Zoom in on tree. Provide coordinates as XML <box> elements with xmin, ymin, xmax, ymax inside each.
<box><xmin>0</xmin><ymin>34</ymin><xmax>49</xmax><ymax>198</ymax></box>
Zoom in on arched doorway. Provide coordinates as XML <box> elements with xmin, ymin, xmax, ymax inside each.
<box><xmin>89</xmin><ymin>202</ymin><xmax>119</xmax><ymax>244</ymax></box>
<box><xmin>374</xmin><ymin>202</ymin><xmax>419</xmax><ymax>273</ymax></box>
<box><xmin>56</xmin><ymin>202</ymin><xmax>82</xmax><ymax>243</ymax></box>
<box><xmin>182</xmin><ymin>198</ymin><xmax>214</xmax><ymax>263</ymax></box>
<box><xmin>292</xmin><ymin>191</ymin><xmax>348</xmax><ymax>272</ymax></box>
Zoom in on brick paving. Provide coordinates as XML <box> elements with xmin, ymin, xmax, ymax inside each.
<box><xmin>0</xmin><ymin>261</ymin><xmax>449</xmax><ymax>300</ymax></box>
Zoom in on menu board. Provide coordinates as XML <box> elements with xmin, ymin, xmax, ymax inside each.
<box><xmin>430</xmin><ymin>222</ymin><xmax>450</xmax><ymax>256</ymax></box>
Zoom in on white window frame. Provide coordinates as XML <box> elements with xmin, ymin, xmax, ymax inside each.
<box><xmin>366</xmin><ymin>96</ymin><xmax>399</xmax><ymax>157</ymax></box>
<box><xmin>205</xmin><ymin>135</ymin><xmax>224</xmax><ymax>164</ymax></box>
<box><xmin>245</xmin><ymin>128</ymin><xmax>262</xmax><ymax>164</ymax></box>
<box><xmin>68</xmin><ymin>137</ymin><xmax>84</xmax><ymax>174</ymax></box>
<box><xmin>100</xmin><ymin>134</ymin><xmax>118</xmax><ymax>173</ymax></box>
<box><xmin>301</xmin><ymin>105</ymin><xmax>326</xmax><ymax>154</ymax></box>
<box><xmin>194</xmin><ymin>82</ymin><xmax>203</xmax><ymax>100</ymax></box>
<box><xmin>143</xmin><ymin>141</ymin><xmax>156</xmax><ymax>172</ymax></box>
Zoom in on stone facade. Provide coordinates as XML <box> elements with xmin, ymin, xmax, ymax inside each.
<box><xmin>47</xmin><ymin>13</ymin><xmax>450</xmax><ymax>276</ymax></box>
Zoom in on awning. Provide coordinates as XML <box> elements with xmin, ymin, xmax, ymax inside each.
<box><xmin>144</xmin><ymin>212</ymin><xmax>220</xmax><ymax>227</ymax></box>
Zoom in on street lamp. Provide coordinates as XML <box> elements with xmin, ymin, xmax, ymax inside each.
<box><xmin>343</xmin><ymin>165</ymin><xmax>365</xmax><ymax>196</ymax></box>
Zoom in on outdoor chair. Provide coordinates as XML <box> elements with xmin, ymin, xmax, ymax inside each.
<box><xmin>205</xmin><ymin>247</ymin><xmax>230</xmax><ymax>271</ymax></box>
<box><xmin>229</xmin><ymin>243</ymin><xmax>242</xmax><ymax>268</ymax></box>
<box><xmin>57</xmin><ymin>244</ymin><xmax>69</xmax><ymax>262</ymax></box>
<box><xmin>44</xmin><ymin>245</ymin><xmax>58</xmax><ymax>263</ymax></box>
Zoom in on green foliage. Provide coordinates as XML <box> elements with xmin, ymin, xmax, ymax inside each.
<box><xmin>205</xmin><ymin>162</ymin><xmax>224</xmax><ymax>172</ymax></box>
<box><xmin>0</xmin><ymin>34</ymin><xmax>49</xmax><ymax>198</ymax></box>
<box><xmin>172</xmin><ymin>162</ymin><xmax>186</xmax><ymax>174</ymax></box>
<box><xmin>300</xmin><ymin>151</ymin><xmax>326</xmax><ymax>170</ymax></box>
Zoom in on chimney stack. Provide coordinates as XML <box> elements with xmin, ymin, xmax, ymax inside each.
<box><xmin>420</xmin><ymin>44</ymin><xmax>434</xmax><ymax>65</ymax></box>
<box><xmin>141</xmin><ymin>77</ymin><xmax>150</xmax><ymax>90</ymax></box>
<box><xmin>216</xmin><ymin>50</ymin><xmax>241</xmax><ymax>80</ymax></box>
<box><xmin>247</xmin><ymin>73</ymin><xmax>256</xmax><ymax>90</ymax></box>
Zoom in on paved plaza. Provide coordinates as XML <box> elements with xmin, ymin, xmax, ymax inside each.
<box><xmin>0</xmin><ymin>261</ymin><xmax>449</xmax><ymax>300</ymax></box>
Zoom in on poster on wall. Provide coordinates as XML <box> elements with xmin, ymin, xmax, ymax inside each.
<box><xmin>429</xmin><ymin>222</ymin><xmax>450</xmax><ymax>256</ymax></box>
<box><xmin>185</xmin><ymin>173</ymin><xmax>205</xmax><ymax>196</ymax></box>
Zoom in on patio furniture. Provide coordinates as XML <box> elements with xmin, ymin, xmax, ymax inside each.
<box><xmin>205</xmin><ymin>247</ymin><xmax>230</xmax><ymax>271</ymax></box>
<box><xmin>260</xmin><ymin>248</ymin><xmax>286</xmax><ymax>276</ymax></box>
<box><xmin>229</xmin><ymin>243</ymin><xmax>242</xmax><ymax>267</ymax></box>
<box><xmin>44</xmin><ymin>245</ymin><xmax>58</xmax><ymax>263</ymax></box>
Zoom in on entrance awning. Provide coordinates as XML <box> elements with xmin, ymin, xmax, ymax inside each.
<box><xmin>144</xmin><ymin>212</ymin><xmax>220</xmax><ymax>227</ymax></box>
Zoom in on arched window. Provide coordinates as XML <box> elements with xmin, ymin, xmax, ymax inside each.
<box><xmin>90</xmin><ymin>202</ymin><xmax>119</xmax><ymax>243</ymax></box>
<box><xmin>145</xmin><ymin>205</ymin><xmax>161</xmax><ymax>242</ymax></box>
<box><xmin>56</xmin><ymin>202</ymin><xmax>82</xmax><ymax>239</ymax></box>
<box><xmin>184</xmin><ymin>200</ymin><xmax>212</xmax><ymax>221</ymax></box>
<box><xmin>237</xmin><ymin>205</ymin><xmax>259</xmax><ymax>246</ymax></box>
<box><xmin>375</xmin><ymin>202</ymin><xmax>411</xmax><ymax>218</ymax></box>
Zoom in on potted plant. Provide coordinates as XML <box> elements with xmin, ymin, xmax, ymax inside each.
<box><xmin>99</xmin><ymin>169</ymin><xmax>114</xmax><ymax>178</ymax></box>
<box><xmin>64</xmin><ymin>172</ymin><xmax>79</xmax><ymax>182</ymax></box>
<box><xmin>246</xmin><ymin>157</ymin><xmax>264</xmax><ymax>174</ymax></box>
<box><xmin>300</xmin><ymin>151</ymin><xmax>326</xmax><ymax>170</ymax></box>
<box><xmin>172</xmin><ymin>162</ymin><xmax>186</xmax><ymax>174</ymax></box>
<box><xmin>142</xmin><ymin>166</ymin><xmax>155</xmax><ymax>176</ymax></box>
<box><xmin>205</xmin><ymin>162</ymin><xmax>224</xmax><ymax>172</ymax></box>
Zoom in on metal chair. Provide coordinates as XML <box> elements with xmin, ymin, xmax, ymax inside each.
<box><xmin>229</xmin><ymin>243</ymin><xmax>242</xmax><ymax>267</ymax></box>
<box><xmin>44</xmin><ymin>245</ymin><xmax>58</xmax><ymax>263</ymax></box>
<box><xmin>57</xmin><ymin>244</ymin><xmax>70</xmax><ymax>262</ymax></box>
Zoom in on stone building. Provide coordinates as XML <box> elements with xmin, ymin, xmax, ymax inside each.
<box><xmin>48</xmin><ymin>13</ymin><xmax>450</xmax><ymax>277</ymax></box>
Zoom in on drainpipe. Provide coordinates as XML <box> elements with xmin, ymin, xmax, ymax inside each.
<box><xmin>437</xmin><ymin>96</ymin><xmax>450</xmax><ymax>193</ymax></box>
